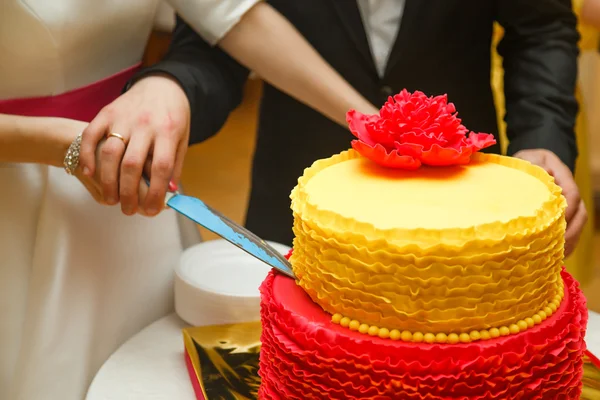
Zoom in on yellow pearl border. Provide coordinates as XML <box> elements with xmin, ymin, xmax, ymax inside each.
<box><xmin>331</xmin><ymin>282</ymin><xmax>564</xmax><ymax>344</ymax></box>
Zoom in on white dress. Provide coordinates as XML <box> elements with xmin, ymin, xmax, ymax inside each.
<box><xmin>0</xmin><ymin>1</ymin><xmax>258</xmax><ymax>399</ymax></box>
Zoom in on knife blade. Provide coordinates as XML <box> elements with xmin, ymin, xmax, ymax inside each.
<box><xmin>146</xmin><ymin>178</ymin><xmax>295</xmax><ymax>279</ymax></box>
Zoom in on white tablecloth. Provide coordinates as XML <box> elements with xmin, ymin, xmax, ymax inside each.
<box><xmin>86</xmin><ymin>311</ymin><xmax>600</xmax><ymax>400</ymax></box>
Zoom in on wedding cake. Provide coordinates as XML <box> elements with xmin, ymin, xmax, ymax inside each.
<box><xmin>258</xmin><ymin>90</ymin><xmax>588</xmax><ymax>398</ymax></box>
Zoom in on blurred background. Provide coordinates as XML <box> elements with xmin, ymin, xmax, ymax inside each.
<box><xmin>148</xmin><ymin>3</ymin><xmax>600</xmax><ymax>312</ymax></box>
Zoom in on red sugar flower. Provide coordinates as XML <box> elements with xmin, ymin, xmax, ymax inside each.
<box><xmin>347</xmin><ymin>90</ymin><xmax>496</xmax><ymax>169</ymax></box>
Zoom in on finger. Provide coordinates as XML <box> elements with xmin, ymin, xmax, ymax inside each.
<box><xmin>144</xmin><ymin>137</ymin><xmax>176</xmax><ymax>216</ymax></box>
<box><xmin>141</xmin><ymin>159</ymin><xmax>171</xmax><ymax>212</ymax></box>
<box><xmin>82</xmin><ymin>178</ymin><xmax>103</xmax><ymax>204</ymax></box>
<box><xmin>134</xmin><ymin>160</ymin><xmax>155</xmax><ymax>217</ymax></box>
<box><xmin>136</xmin><ymin>181</ymin><xmax>151</xmax><ymax>216</ymax></box>
<box><xmin>119</xmin><ymin>134</ymin><xmax>152</xmax><ymax>215</ymax></box>
<box><xmin>171</xmin><ymin>139</ymin><xmax>188</xmax><ymax>188</ymax></box>
<box><xmin>141</xmin><ymin>159</ymin><xmax>153</xmax><ymax>205</ymax></box>
<box><xmin>564</xmin><ymin>200</ymin><xmax>587</xmax><ymax>257</ymax></box>
<box><xmin>99</xmin><ymin>134</ymin><xmax>127</xmax><ymax>205</ymax></box>
<box><xmin>546</xmin><ymin>160</ymin><xmax>580</xmax><ymax>224</ymax></box>
<box><xmin>80</xmin><ymin>112</ymin><xmax>110</xmax><ymax>177</ymax></box>
<box><xmin>74</xmin><ymin>171</ymin><xmax>105</xmax><ymax>204</ymax></box>
<box><xmin>133</xmin><ymin>160</ymin><xmax>153</xmax><ymax>216</ymax></box>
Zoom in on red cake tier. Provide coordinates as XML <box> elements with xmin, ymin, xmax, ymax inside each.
<box><xmin>258</xmin><ymin>268</ymin><xmax>588</xmax><ymax>399</ymax></box>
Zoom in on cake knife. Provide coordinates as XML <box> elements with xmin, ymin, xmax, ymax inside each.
<box><xmin>144</xmin><ymin>177</ymin><xmax>295</xmax><ymax>279</ymax></box>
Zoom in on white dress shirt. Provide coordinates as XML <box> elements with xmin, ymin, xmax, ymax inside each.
<box><xmin>357</xmin><ymin>0</ymin><xmax>405</xmax><ymax>77</ymax></box>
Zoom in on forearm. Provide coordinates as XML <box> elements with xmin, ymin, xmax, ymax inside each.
<box><xmin>217</xmin><ymin>2</ymin><xmax>378</xmax><ymax>125</ymax></box>
<box><xmin>497</xmin><ymin>0</ymin><xmax>579</xmax><ymax>171</ymax></box>
<box><xmin>0</xmin><ymin>114</ymin><xmax>72</xmax><ymax>167</ymax></box>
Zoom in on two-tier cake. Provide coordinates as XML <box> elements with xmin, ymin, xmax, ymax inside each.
<box><xmin>258</xmin><ymin>90</ymin><xmax>588</xmax><ymax>399</ymax></box>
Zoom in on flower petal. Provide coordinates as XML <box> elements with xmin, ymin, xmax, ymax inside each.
<box><xmin>399</xmin><ymin>130</ymin><xmax>447</xmax><ymax>150</ymax></box>
<box><xmin>420</xmin><ymin>144</ymin><xmax>473</xmax><ymax>166</ymax></box>
<box><xmin>346</xmin><ymin>110</ymin><xmax>379</xmax><ymax>146</ymax></box>
<box><xmin>347</xmin><ymin>109</ymin><xmax>399</xmax><ymax>149</ymax></box>
<box><xmin>352</xmin><ymin>140</ymin><xmax>421</xmax><ymax>169</ymax></box>
<box><xmin>468</xmin><ymin>132</ymin><xmax>497</xmax><ymax>150</ymax></box>
<box><xmin>395</xmin><ymin>142</ymin><xmax>423</xmax><ymax>158</ymax></box>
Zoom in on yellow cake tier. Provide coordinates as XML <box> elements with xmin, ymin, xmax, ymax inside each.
<box><xmin>289</xmin><ymin>150</ymin><xmax>566</xmax><ymax>334</ymax></box>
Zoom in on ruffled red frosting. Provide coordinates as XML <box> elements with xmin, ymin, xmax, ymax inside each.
<box><xmin>258</xmin><ymin>268</ymin><xmax>587</xmax><ymax>399</ymax></box>
<box><xmin>284</xmin><ymin>249</ymin><xmax>294</xmax><ymax>260</ymax></box>
<box><xmin>347</xmin><ymin>90</ymin><xmax>496</xmax><ymax>170</ymax></box>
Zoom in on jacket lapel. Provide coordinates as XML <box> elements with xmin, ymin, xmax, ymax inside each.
<box><xmin>329</xmin><ymin>0</ymin><xmax>378</xmax><ymax>76</ymax></box>
<box><xmin>384</xmin><ymin>0</ymin><xmax>423</xmax><ymax>77</ymax></box>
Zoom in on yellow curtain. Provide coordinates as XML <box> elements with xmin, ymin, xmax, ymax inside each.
<box><xmin>491</xmin><ymin>3</ymin><xmax>598</xmax><ymax>285</ymax></box>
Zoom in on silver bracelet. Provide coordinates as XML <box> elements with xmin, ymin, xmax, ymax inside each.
<box><xmin>64</xmin><ymin>133</ymin><xmax>82</xmax><ymax>175</ymax></box>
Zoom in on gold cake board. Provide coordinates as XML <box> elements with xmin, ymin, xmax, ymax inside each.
<box><xmin>182</xmin><ymin>323</ymin><xmax>600</xmax><ymax>400</ymax></box>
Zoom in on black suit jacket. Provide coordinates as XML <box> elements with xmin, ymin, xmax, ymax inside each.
<box><xmin>134</xmin><ymin>0</ymin><xmax>580</xmax><ymax>246</ymax></box>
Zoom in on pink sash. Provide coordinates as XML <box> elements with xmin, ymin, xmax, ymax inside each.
<box><xmin>0</xmin><ymin>63</ymin><xmax>141</xmax><ymax>122</ymax></box>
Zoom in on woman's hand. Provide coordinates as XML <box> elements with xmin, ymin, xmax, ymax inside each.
<box><xmin>0</xmin><ymin>114</ymin><xmax>152</xmax><ymax>212</ymax></box>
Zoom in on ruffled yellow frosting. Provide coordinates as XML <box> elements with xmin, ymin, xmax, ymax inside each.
<box><xmin>289</xmin><ymin>150</ymin><xmax>566</xmax><ymax>334</ymax></box>
<box><xmin>331</xmin><ymin>279</ymin><xmax>564</xmax><ymax>343</ymax></box>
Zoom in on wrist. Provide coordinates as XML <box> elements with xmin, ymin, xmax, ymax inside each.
<box><xmin>35</xmin><ymin>117</ymin><xmax>82</xmax><ymax>168</ymax></box>
<box><xmin>131</xmin><ymin>73</ymin><xmax>184</xmax><ymax>93</ymax></box>
<box><xmin>0</xmin><ymin>115</ymin><xmax>79</xmax><ymax>167</ymax></box>
<box><xmin>130</xmin><ymin>73</ymin><xmax>190</xmax><ymax>107</ymax></box>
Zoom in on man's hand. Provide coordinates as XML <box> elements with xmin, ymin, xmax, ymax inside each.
<box><xmin>514</xmin><ymin>149</ymin><xmax>587</xmax><ymax>257</ymax></box>
<box><xmin>79</xmin><ymin>74</ymin><xmax>190</xmax><ymax>216</ymax></box>
<box><xmin>76</xmin><ymin>140</ymin><xmax>151</xmax><ymax>213</ymax></box>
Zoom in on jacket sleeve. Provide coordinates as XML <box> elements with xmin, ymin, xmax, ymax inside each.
<box><xmin>126</xmin><ymin>15</ymin><xmax>250</xmax><ymax>146</ymax></box>
<box><xmin>495</xmin><ymin>0</ymin><xmax>580</xmax><ymax>172</ymax></box>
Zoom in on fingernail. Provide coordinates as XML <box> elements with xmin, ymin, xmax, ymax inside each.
<box><xmin>82</xmin><ymin>166</ymin><xmax>90</xmax><ymax>176</ymax></box>
<box><xmin>168</xmin><ymin>180</ymin><xmax>178</xmax><ymax>192</ymax></box>
<box><xmin>123</xmin><ymin>207</ymin><xmax>133</xmax><ymax>215</ymax></box>
<box><xmin>147</xmin><ymin>208</ymin><xmax>158</xmax><ymax>215</ymax></box>
<box><xmin>107</xmin><ymin>197</ymin><xmax>117</xmax><ymax>205</ymax></box>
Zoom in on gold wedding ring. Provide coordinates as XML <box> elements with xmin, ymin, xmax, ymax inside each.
<box><xmin>107</xmin><ymin>132</ymin><xmax>127</xmax><ymax>144</ymax></box>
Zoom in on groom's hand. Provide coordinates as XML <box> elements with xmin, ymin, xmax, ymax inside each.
<box><xmin>76</xmin><ymin>140</ymin><xmax>151</xmax><ymax>214</ymax></box>
<box><xmin>514</xmin><ymin>149</ymin><xmax>587</xmax><ymax>257</ymax></box>
<box><xmin>79</xmin><ymin>74</ymin><xmax>190</xmax><ymax>216</ymax></box>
